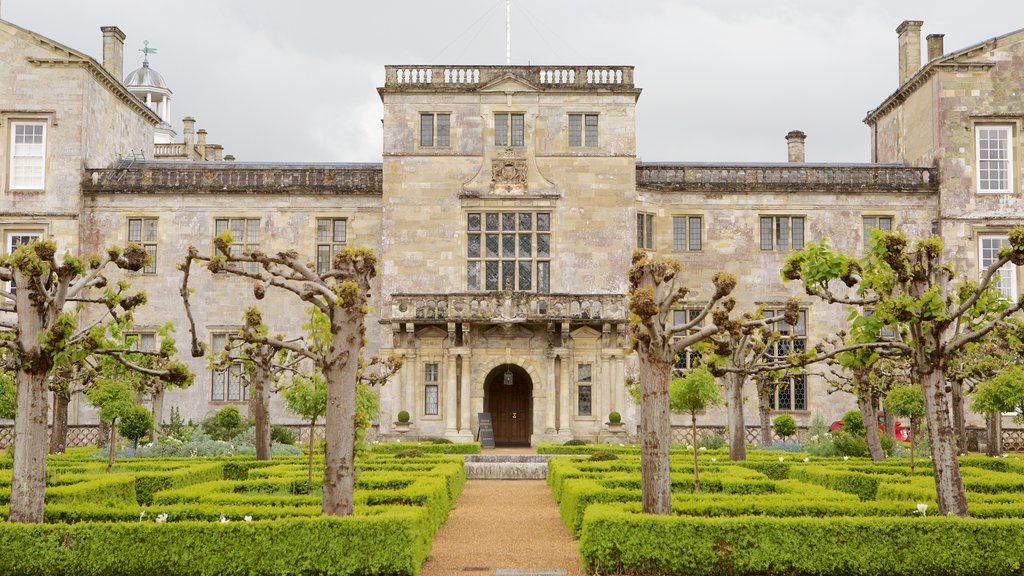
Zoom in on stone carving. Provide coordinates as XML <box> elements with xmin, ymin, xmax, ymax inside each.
<box><xmin>492</xmin><ymin>158</ymin><xmax>527</xmax><ymax>187</ymax></box>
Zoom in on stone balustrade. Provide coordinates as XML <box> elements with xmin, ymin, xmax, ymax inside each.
<box><xmin>83</xmin><ymin>161</ymin><xmax>383</xmax><ymax>195</ymax></box>
<box><xmin>636</xmin><ymin>163</ymin><xmax>938</xmax><ymax>193</ymax></box>
<box><xmin>385</xmin><ymin>65</ymin><xmax>635</xmax><ymax>90</ymax></box>
<box><xmin>388</xmin><ymin>292</ymin><xmax>628</xmax><ymax>323</ymax></box>
<box><xmin>153</xmin><ymin>143</ymin><xmax>187</xmax><ymax>158</ymax></box>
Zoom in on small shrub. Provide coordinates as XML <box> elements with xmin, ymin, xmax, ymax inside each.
<box><xmin>202</xmin><ymin>406</ymin><xmax>246</xmax><ymax>441</ymax></box>
<box><xmin>772</xmin><ymin>414</ymin><xmax>797</xmax><ymax>440</ymax></box>
<box><xmin>270</xmin><ymin>425</ymin><xmax>296</xmax><ymax>445</ymax></box>
<box><xmin>589</xmin><ymin>451</ymin><xmax>619</xmax><ymax>461</ymax></box>
<box><xmin>394</xmin><ymin>448</ymin><xmax>424</xmax><ymax>458</ymax></box>
<box><xmin>842</xmin><ymin>410</ymin><xmax>865</xmax><ymax>437</ymax></box>
<box><xmin>564</xmin><ymin>439</ymin><xmax>589</xmax><ymax>446</ymax></box>
<box><xmin>880</xmin><ymin>434</ymin><xmax>896</xmax><ymax>456</ymax></box>
<box><xmin>833</xmin><ymin>430</ymin><xmax>869</xmax><ymax>458</ymax></box>
<box><xmin>697</xmin><ymin>435</ymin><xmax>726</xmax><ymax>450</ymax></box>
<box><xmin>161</xmin><ymin>407</ymin><xmax>194</xmax><ymax>442</ymax></box>
<box><xmin>119</xmin><ymin>405</ymin><xmax>153</xmax><ymax>446</ymax></box>
<box><xmin>397</xmin><ymin>410</ymin><xmax>411</xmax><ymax>423</ymax></box>
<box><xmin>428</xmin><ymin>438</ymin><xmax>453</xmax><ymax>444</ymax></box>
<box><xmin>608</xmin><ymin>411</ymin><xmax>622</xmax><ymax>424</ymax></box>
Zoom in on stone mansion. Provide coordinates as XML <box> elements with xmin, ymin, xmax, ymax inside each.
<box><xmin>1</xmin><ymin>17</ymin><xmax>1022</xmax><ymax>445</ymax></box>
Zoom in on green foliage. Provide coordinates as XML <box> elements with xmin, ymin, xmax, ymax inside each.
<box><xmin>395</xmin><ymin>448</ymin><xmax>424</xmax><ymax>459</ymax></box>
<box><xmin>201</xmin><ymin>406</ymin><xmax>246</xmax><ymax>441</ymax></box>
<box><xmin>369</xmin><ymin>442</ymin><xmax>481</xmax><ymax>455</ymax></box>
<box><xmin>589</xmin><ymin>451</ymin><xmax>619</xmax><ymax>462</ymax></box>
<box><xmin>884</xmin><ymin>385</ymin><xmax>925</xmax><ymax>419</ymax></box>
<box><xmin>0</xmin><ymin>372</ymin><xmax>15</xmax><ymax>420</ymax></box>
<box><xmin>608</xmin><ymin>411</ymin><xmax>622</xmax><ymax>424</ymax></box>
<box><xmin>85</xmin><ymin>379</ymin><xmax>136</xmax><ymax>424</ymax></box>
<box><xmin>772</xmin><ymin>414</ymin><xmax>797</xmax><ymax>439</ymax></box>
<box><xmin>397</xmin><ymin>410</ymin><xmax>411</xmax><ymax>423</ymax></box>
<box><xmin>833</xmin><ymin>431</ymin><xmax>870</xmax><ymax>458</ymax></box>
<box><xmin>669</xmin><ymin>368</ymin><xmax>721</xmax><ymax>414</ymax></box>
<box><xmin>842</xmin><ymin>410</ymin><xmax>866</xmax><ymax>436</ymax></box>
<box><xmin>160</xmin><ymin>407</ymin><xmax>194</xmax><ymax>442</ymax></box>
<box><xmin>427</xmin><ymin>438</ymin><xmax>452</xmax><ymax>444</ymax></box>
<box><xmin>284</xmin><ymin>374</ymin><xmax>327</xmax><ymax>423</ymax></box>
<box><xmin>270</xmin><ymin>425</ymin><xmax>297</xmax><ymax>445</ymax></box>
<box><xmin>564</xmin><ymin>439</ymin><xmax>589</xmax><ymax>446</ymax></box>
<box><xmin>971</xmin><ymin>366</ymin><xmax>1024</xmax><ymax>417</ymax></box>
<box><xmin>118</xmin><ymin>405</ymin><xmax>154</xmax><ymax>445</ymax></box>
<box><xmin>696</xmin><ymin>435</ymin><xmax>726</xmax><ymax>450</ymax></box>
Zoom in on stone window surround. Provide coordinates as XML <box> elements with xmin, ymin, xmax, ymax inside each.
<box><xmin>862</xmin><ymin>214</ymin><xmax>894</xmax><ymax>251</ymax></box>
<box><xmin>671</xmin><ymin>214</ymin><xmax>703</xmax><ymax>252</ymax></box>
<box><xmin>762</xmin><ymin>306</ymin><xmax>808</xmax><ymax>412</ymax></box>
<box><xmin>759</xmin><ymin>214</ymin><xmax>805</xmax><ymax>252</ymax></box>
<box><xmin>576</xmin><ymin>362</ymin><xmax>593</xmax><ymax>419</ymax></box>
<box><xmin>419</xmin><ymin>112</ymin><xmax>451</xmax><ymax>149</ymax></box>
<box><xmin>636</xmin><ymin>211</ymin><xmax>655</xmax><ymax>250</ymax></box>
<box><xmin>0</xmin><ymin>112</ymin><xmax>57</xmax><ymax>193</ymax></box>
<box><xmin>568</xmin><ymin>113</ymin><xmax>599</xmax><ymax>148</ymax></box>
<box><xmin>209</xmin><ymin>330</ymin><xmax>249</xmax><ymax>403</ymax></box>
<box><xmin>465</xmin><ymin>210</ymin><xmax>551</xmax><ymax>293</ymax></box>
<box><xmin>315</xmin><ymin>217</ymin><xmax>348</xmax><ymax>274</ymax></box>
<box><xmin>671</xmin><ymin>306</ymin><xmax>705</xmax><ymax>373</ymax></box>
<box><xmin>978</xmin><ymin>233</ymin><xmax>1019</xmax><ymax>300</ymax></box>
<box><xmin>421</xmin><ymin>357</ymin><xmax>443</xmax><ymax>421</ymax></box>
<box><xmin>127</xmin><ymin>216</ymin><xmax>158</xmax><ymax>275</ymax></box>
<box><xmin>494</xmin><ymin>112</ymin><xmax>525</xmax><ymax>147</ymax></box>
<box><xmin>3</xmin><ymin>224</ymin><xmax>46</xmax><ymax>294</ymax></box>
<box><xmin>970</xmin><ymin>116</ymin><xmax>1021</xmax><ymax>195</ymax></box>
<box><xmin>213</xmin><ymin>216</ymin><xmax>261</xmax><ymax>275</ymax></box>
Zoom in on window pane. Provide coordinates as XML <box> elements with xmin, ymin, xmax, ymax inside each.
<box><xmin>776</xmin><ymin>217</ymin><xmax>789</xmax><ymax>251</ymax></box>
<box><xmin>637</xmin><ymin>214</ymin><xmax>645</xmax><ymax>248</ymax></box>
<box><xmin>128</xmin><ymin>219</ymin><xmax>142</xmax><ymax>242</ymax></box>
<box><xmin>485</xmin><ymin>213</ymin><xmax>499</xmax><ymax>231</ymax></box>
<box><xmin>317</xmin><ymin>219</ymin><xmax>332</xmax><ymax>243</ymax></box>
<box><xmin>511</xmin><ymin>114</ymin><xmax>524</xmax><ymax>146</ymax></box>
<box><xmin>502</xmin><ymin>234</ymin><xmax>516</xmax><ymax>258</ymax></box>
<box><xmin>518</xmin><ymin>261</ymin><xmax>532</xmax><ymax>291</ymax></box>
<box><xmin>578</xmin><ymin>385</ymin><xmax>592</xmax><ymax>416</ymax></box>
<box><xmin>425</xmin><ymin>385</ymin><xmax>439</xmax><ymax>415</ymax></box>
<box><xmin>518</xmin><ymin>234</ymin><xmax>531</xmax><ymax>257</ymax></box>
<box><xmin>536</xmin><ymin>213</ymin><xmax>550</xmax><ymax>231</ymax></box>
<box><xmin>468</xmin><ymin>234</ymin><xmax>481</xmax><ymax>258</ymax></box>
<box><xmin>778</xmin><ymin>381</ymin><xmax>792</xmax><ymax>410</ymax></box>
<box><xmin>144</xmin><ymin>245</ymin><xmax>157</xmax><ymax>274</ymax></box>
<box><xmin>420</xmin><ymin>114</ymin><xmax>434</xmax><ymax>147</ymax></box>
<box><xmin>537</xmin><ymin>261</ymin><xmax>550</xmax><ymax>293</ymax></box>
<box><xmin>502</xmin><ymin>261</ymin><xmax>515</xmax><ymax>290</ymax></box>
<box><xmin>467</xmin><ymin>262</ymin><xmax>480</xmax><ymax>290</ymax></box>
<box><xmin>879</xmin><ymin>217</ymin><xmax>892</xmax><ymax>231</ymax></box>
<box><xmin>688</xmin><ymin>216</ymin><xmax>702</xmax><ymax>251</ymax></box>
<box><xmin>645</xmin><ymin>215</ymin><xmax>654</xmax><ymax>249</ymax></box>
<box><xmin>578</xmin><ymin>364</ymin><xmax>592</xmax><ymax>382</ymax></box>
<box><xmin>495</xmin><ymin>113</ymin><xmax>508</xmax><ymax>146</ymax></box>
<box><xmin>215</xmin><ymin>219</ymin><xmax>228</xmax><ymax>235</ymax></box>
<box><xmin>672</xmin><ymin>217</ymin><xmax>685</xmax><ymax>252</ymax></box>
<box><xmin>247</xmin><ymin>219</ymin><xmax>260</xmax><ymax>243</ymax></box>
<box><xmin>537</xmin><ymin>234</ymin><xmax>550</xmax><ymax>258</ymax></box>
<box><xmin>585</xmin><ymin>114</ymin><xmax>598</xmax><ymax>147</ymax></box>
<box><xmin>519</xmin><ymin>213</ymin><xmax>532</xmax><ymax>231</ymax></box>
<box><xmin>143</xmin><ymin>219</ymin><xmax>158</xmax><ymax>242</ymax></box>
<box><xmin>317</xmin><ymin>245</ymin><xmax>331</xmax><ymax>273</ymax></box>
<box><xmin>334</xmin><ymin>219</ymin><xmax>347</xmax><ymax>243</ymax></box>
<box><xmin>437</xmin><ymin>114</ymin><xmax>450</xmax><ymax>147</ymax></box>
<box><xmin>468</xmin><ymin>213</ymin><xmax>481</xmax><ymax>231</ymax></box>
<box><xmin>485</xmin><ymin>261</ymin><xmax>499</xmax><ymax>290</ymax></box>
<box><xmin>793</xmin><ymin>375</ymin><xmax>807</xmax><ymax>410</ymax></box>
<box><xmin>760</xmin><ymin>217</ymin><xmax>772</xmax><ymax>250</ymax></box>
<box><xmin>485</xmin><ymin>234</ymin><xmax>499</xmax><ymax>258</ymax></box>
<box><xmin>425</xmin><ymin>363</ymin><xmax>439</xmax><ymax>382</ymax></box>
<box><xmin>791</xmin><ymin>217</ymin><xmax>804</xmax><ymax>249</ymax></box>
<box><xmin>568</xmin><ymin>114</ymin><xmax>582</xmax><ymax>147</ymax></box>
<box><xmin>502</xmin><ymin>212</ymin><xmax>516</xmax><ymax>231</ymax></box>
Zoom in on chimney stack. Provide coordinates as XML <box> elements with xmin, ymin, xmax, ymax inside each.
<box><xmin>897</xmin><ymin>20</ymin><xmax>923</xmax><ymax>85</ymax></box>
<box><xmin>210</xmin><ymin>144</ymin><xmax>223</xmax><ymax>162</ymax></box>
<box><xmin>182</xmin><ymin>116</ymin><xmax>196</xmax><ymax>153</ymax></box>
<box><xmin>224</xmin><ymin>155</ymin><xmax>236</xmax><ymax>162</ymax></box>
<box><xmin>197</xmin><ymin>129</ymin><xmax>208</xmax><ymax>160</ymax></box>
<box><xmin>786</xmin><ymin>130</ymin><xmax>806</xmax><ymax>163</ymax></box>
<box><xmin>926</xmin><ymin>33</ymin><xmax>945</xmax><ymax>61</ymax></box>
<box><xmin>100</xmin><ymin>26</ymin><xmax>126</xmax><ymax>81</ymax></box>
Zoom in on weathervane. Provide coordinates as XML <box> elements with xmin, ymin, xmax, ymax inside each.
<box><xmin>139</xmin><ymin>40</ymin><xmax>157</xmax><ymax>64</ymax></box>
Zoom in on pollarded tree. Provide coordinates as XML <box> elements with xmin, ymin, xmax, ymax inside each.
<box><xmin>0</xmin><ymin>240</ymin><xmax>191</xmax><ymax>523</ymax></box>
<box><xmin>970</xmin><ymin>366</ymin><xmax>1024</xmax><ymax>456</ymax></box>
<box><xmin>628</xmin><ymin>251</ymin><xmax>739</xmax><ymax>514</ymax></box>
<box><xmin>180</xmin><ymin>234</ymin><xmax>379</xmax><ymax>516</ymax></box>
<box><xmin>884</xmin><ymin>384</ymin><xmax>926</xmax><ymax>474</ymax></box>
<box><xmin>668</xmin><ymin>368</ymin><xmax>721</xmax><ymax>493</ymax></box>
<box><xmin>783</xmin><ymin>229</ymin><xmax>1024</xmax><ymax>516</ymax></box>
<box><xmin>85</xmin><ymin>378</ymin><xmax>137</xmax><ymax>473</ymax></box>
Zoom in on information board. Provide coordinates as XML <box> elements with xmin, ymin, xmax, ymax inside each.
<box><xmin>477</xmin><ymin>412</ymin><xmax>495</xmax><ymax>449</ymax></box>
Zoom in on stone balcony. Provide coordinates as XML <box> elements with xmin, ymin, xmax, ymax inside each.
<box><xmin>636</xmin><ymin>162</ymin><xmax>938</xmax><ymax>193</ymax></box>
<box><xmin>82</xmin><ymin>161</ymin><xmax>383</xmax><ymax>195</ymax></box>
<box><xmin>387</xmin><ymin>292</ymin><xmax>628</xmax><ymax>324</ymax></box>
<box><xmin>383</xmin><ymin>65</ymin><xmax>635</xmax><ymax>91</ymax></box>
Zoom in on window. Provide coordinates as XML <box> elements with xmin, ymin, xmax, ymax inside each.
<box><xmin>127</xmin><ymin>218</ymin><xmax>158</xmax><ymax>274</ymax></box>
<box><xmin>210</xmin><ymin>333</ymin><xmax>248</xmax><ymax>402</ymax></box>
<box><xmin>495</xmin><ymin>113</ymin><xmax>525</xmax><ymax>147</ymax></box>
<box><xmin>672</xmin><ymin>307</ymin><xmax>704</xmax><ymax>373</ymax></box>
<box><xmin>862</xmin><ymin>216</ymin><xmax>893</xmax><ymax>250</ymax></box>
<box><xmin>672</xmin><ymin>216</ymin><xmax>702</xmax><ymax>251</ymax></box>
<box><xmin>420</xmin><ymin>113</ymin><xmax>450</xmax><ymax>147</ymax></box>
<box><xmin>316</xmin><ymin>218</ymin><xmax>347</xmax><ymax>273</ymax></box>
<box><xmin>976</xmin><ymin>126</ymin><xmax>1013</xmax><ymax>193</ymax></box>
<box><xmin>568</xmin><ymin>114</ymin><xmax>598</xmax><ymax>147</ymax></box>
<box><xmin>9</xmin><ymin>121</ymin><xmax>46</xmax><ymax>190</ymax></box>
<box><xmin>760</xmin><ymin>215</ymin><xmax>804</xmax><ymax>251</ymax></box>
<box><xmin>467</xmin><ymin>212</ymin><xmax>550</xmax><ymax>292</ymax></box>
<box><xmin>424</xmin><ymin>363</ymin><xmax>439</xmax><ymax>416</ymax></box>
<box><xmin>980</xmin><ymin>235</ymin><xmax>1017</xmax><ymax>300</ymax></box>
<box><xmin>214</xmin><ymin>218</ymin><xmax>260</xmax><ymax>274</ymax></box>
<box><xmin>577</xmin><ymin>363</ymin><xmax>592</xmax><ymax>417</ymax></box>
<box><xmin>5</xmin><ymin>231</ymin><xmax>42</xmax><ymax>294</ymax></box>
<box><xmin>764</xmin><ymin>308</ymin><xmax>807</xmax><ymax>411</ymax></box>
<box><xmin>129</xmin><ymin>333</ymin><xmax>157</xmax><ymax>401</ymax></box>
<box><xmin>637</xmin><ymin>213</ymin><xmax>654</xmax><ymax>250</ymax></box>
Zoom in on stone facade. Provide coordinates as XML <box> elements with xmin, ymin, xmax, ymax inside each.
<box><xmin>2</xmin><ymin>18</ymin><xmax>1022</xmax><ymax>443</ymax></box>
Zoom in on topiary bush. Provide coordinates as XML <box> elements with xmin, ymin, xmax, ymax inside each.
<box><xmin>394</xmin><ymin>448</ymin><xmax>424</xmax><ymax>458</ymax></box>
<box><xmin>201</xmin><ymin>406</ymin><xmax>246</xmax><ymax>441</ymax></box>
<box><xmin>119</xmin><ymin>405</ymin><xmax>154</xmax><ymax>447</ymax></box>
<box><xmin>697</xmin><ymin>435</ymin><xmax>726</xmax><ymax>450</ymax></box>
<box><xmin>270</xmin><ymin>425</ymin><xmax>296</xmax><ymax>445</ymax></box>
<box><xmin>589</xmin><ymin>451</ymin><xmax>619</xmax><ymax>461</ymax></box>
<box><xmin>842</xmin><ymin>410</ymin><xmax>865</xmax><ymax>437</ymax></box>
<box><xmin>397</xmin><ymin>410</ymin><xmax>411</xmax><ymax>423</ymax></box>
<box><xmin>428</xmin><ymin>438</ymin><xmax>453</xmax><ymax>444</ymax></box>
<box><xmin>833</xmin><ymin>430</ymin><xmax>869</xmax><ymax>458</ymax></box>
<box><xmin>564</xmin><ymin>439</ymin><xmax>589</xmax><ymax>446</ymax></box>
<box><xmin>773</xmin><ymin>414</ymin><xmax>797</xmax><ymax>440</ymax></box>
<box><xmin>608</xmin><ymin>411</ymin><xmax>622</xmax><ymax>424</ymax></box>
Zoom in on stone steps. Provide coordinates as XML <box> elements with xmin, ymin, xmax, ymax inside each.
<box><xmin>463</xmin><ymin>454</ymin><xmax>555</xmax><ymax>480</ymax></box>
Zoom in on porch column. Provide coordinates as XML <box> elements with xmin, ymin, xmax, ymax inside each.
<box><xmin>460</xmin><ymin>352</ymin><xmax>472</xmax><ymax>434</ymax></box>
<box><xmin>545</xmin><ymin>350</ymin><xmax>557</xmax><ymax>433</ymax></box>
<box><xmin>444</xmin><ymin>352</ymin><xmax>458</xmax><ymax>434</ymax></box>
<box><xmin>558</xmin><ymin>350</ymin><xmax>571</xmax><ymax>434</ymax></box>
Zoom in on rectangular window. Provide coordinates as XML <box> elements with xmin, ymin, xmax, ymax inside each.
<box><xmin>424</xmin><ymin>362</ymin><xmax>439</xmax><ymax>416</ymax></box>
<box><xmin>467</xmin><ymin>211</ymin><xmax>549</xmax><ymax>292</ymax></box>
<box><xmin>316</xmin><ymin>218</ymin><xmax>347</xmax><ymax>273</ymax></box>
<box><xmin>214</xmin><ymin>218</ymin><xmax>261</xmax><ymax>274</ymax></box>
<box><xmin>577</xmin><ymin>363</ymin><xmax>592</xmax><ymax>417</ymax></box>
<box><xmin>568</xmin><ymin>114</ymin><xmax>598</xmax><ymax>147</ymax></box>
<box><xmin>768</xmin><ymin>374</ymin><xmax>807</xmax><ymax>411</ymax></box>
<box><xmin>862</xmin><ymin>216</ymin><xmax>893</xmax><ymax>250</ymax></box>
<box><xmin>495</xmin><ymin>113</ymin><xmax>525</xmax><ymax>147</ymax></box>
<box><xmin>764</xmin><ymin>308</ymin><xmax>807</xmax><ymax>411</ymax></box>
<box><xmin>672</xmin><ymin>308</ymin><xmax>704</xmax><ymax>372</ymax></box>
<box><xmin>210</xmin><ymin>333</ymin><xmax>248</xmax><ymax>402</ymax></box>
<box><xmin>760</xmin><ymin>215</ymin><xmax>804</xmax><ymax>251</ymax></box>
<box><xmin>5</xmin><ymin>231</ymin><xmax>42</xmax><ymax>294</ymax></box>
<box><xmin>976</xmin><ymin>126</ymin><xmax>1013</xmax><ymax>193</ymax></box>
<box><xmin>420</xmin><ymin>113</ymin><xmax>450</xmax><ymax>147</ymax></box>
<box><xmin>10</xmin><ymin>121</ymin><xmax>46</xmax><ymax>190</ymax></box>
<box><xmin>672</xmin><ymin>216</ymin><xmax>702</xmax><ymax>251</ymax></box>
<box><xmin>980</xmin><ymin>235</ymin><xmax>1017</xmax><ymax>300</ymax></box>
<box><xmin>127</xmin><ymin>217</ymin><xmax>158</xmax><ymax>274</ymax></box>
<box><xmin>637</xmin><ymin>213</ymin><xmax>654</xmax><ymax>250</ymax></box>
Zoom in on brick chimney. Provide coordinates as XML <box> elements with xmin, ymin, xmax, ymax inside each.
<box><xmin>786</xmin><ymin>130</ymin><xmax>806</xmax><ymax>163</ymax></box>
<box><xmin>897</xmin><ymin>20</ymin><xmax>923</xmax><ymax>85</ymax></box>
<box><xmin>197</xmin><ymin>129</ymin><xmax>207</xmax><ymax>160</ymax></box>
<box><xmin>926</xmin><ymin>34</ymin><xmax>945</xmax><ymax>61</ymax></box>
<box><xmin>100</xmin><ymin>26</ymin><xmax>126</xmax><ymax>81</ymax></box>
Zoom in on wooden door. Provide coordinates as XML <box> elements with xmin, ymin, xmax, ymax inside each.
<box><xmin>488</xmin><ymin>375</ymin><xmax>531</xmax><ymax>445</ymax></box>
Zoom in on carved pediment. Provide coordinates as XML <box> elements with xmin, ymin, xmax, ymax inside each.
<box><xmin>416</xmin><ymin>325</ymin><xmax>449</xmax><ymax>340</ymax></box>
<box><xmin>570</xmin><ymin>326</ymin><xmax>603</xmax><ymax>340</ymax></box>
<box><xmin>477</xmin><ymin>73</ymin><xmax>540</xmax><ymax>93</ymax></box>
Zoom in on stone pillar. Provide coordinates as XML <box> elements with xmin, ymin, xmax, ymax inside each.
<box><xmin>558</xmin><ymin>350</ymin><xmax>571</xmax><ymax>434</ymax></box>
<box><xmin>926</xmin><ymin>34</ymin><xmax>945</xmax><ymax>61</ymax></box>
<box><xmin>545</xmin><ymin>351</ymin><xmax>558</xmax><ymax>433</ymax></box>
<box><xmin>786</xmin><ymin>131</ymin><xmax>806</xmax><ymax>163</ymax></box>
<box><xmin>100</xmin><ymin>26</ymin><xmax>125</xmax><ymax>81</ymax></box>
<box><xmin>444</xmin><ymin>353</ymin><xmax>458</xmax><ymax>435</ymax></box>
<box><xmin>460</xmin><ymin>353</ymin><xmax>472</xmax><ymax>435</ymax></box>
<box><xmin>403</xmin><ymin>349</ymin><xmax>417</xmax><ymax>418</ymax></box>
<box><xmin>897</xmin><ymin>20</ymin><xmax>923</xmax><ymax>85</ymax></box>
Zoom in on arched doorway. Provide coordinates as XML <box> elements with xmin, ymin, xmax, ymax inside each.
<box><xmin>484</xmin><ymin>364</ymin><xmax>533</xmax><ymax>446</ymax></box>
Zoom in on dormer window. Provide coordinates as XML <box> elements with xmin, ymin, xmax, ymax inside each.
<box><xmin>495</xmin><ymin>113</ymin><xmax>524</xmax><ymax>147</ymax></box>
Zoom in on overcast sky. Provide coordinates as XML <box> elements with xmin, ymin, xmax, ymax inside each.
<box><xmin>4</xmin><ymin>1</ymin><xmax>1024</xmax><ymax>163</ymax></box>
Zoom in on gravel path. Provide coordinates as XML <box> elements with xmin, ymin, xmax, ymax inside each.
<box><xmin>419</xmin><ymin>480</ymin><xmax>586</xmax><ymax>576</ymax></box>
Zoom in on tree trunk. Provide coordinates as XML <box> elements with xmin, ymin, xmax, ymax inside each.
<box><xmin>150</xmin><ymin>387</ymin><xmax>165</xmax><ymax>443</ymax></box>
<box><xmin>251</xmin><ymin>360</ymin><xmax>272</xmax><ymax>461</ymax></box>
<box><xmin>883</xmin><ymin>410</ymin><xmax>895</xmax><ymax>440</ymax></box>
<box><xmin>49</xmin><ymin>389</ymin><xmax>70</xmax><ymax>454</ymax></box>
<box><xmin>725</xmin><ymin>372</ymin><xmax>747</xmax><ymax>461</ymax></box>
<box><xmin>909</xmin><ymin>418</ymin><xmax>916</xmax><ymax>475</ymax></box>
<box><xmin>691</xmin><ymin>411</ymin><xmax>700</xmax><ymax>494</ymax></box>
<box><xmin>307</xmin><ymin>419</ymin><xmax>316</xmax><ymax>495</ymax></box>
<box><xmin>322</xmin><ymin>322</ymin><xmax>360</xmax><ymax>517</ymax></box>
<box><xmin>106</xmin><ymin>418</ymin><xmax>118</xmax><ymax>474</ymax></box>
<box><xmin>920</xmin><ymin>368</ymin><xmax>969</xmax><ymax>516</ymax></box>
<box><xmin>859</xmin><ymin>395</ymin><xmax>885</xmax><ymax>461</ymax></box>
<box><xmin>986</xmin><ymin>412</ymin><xmax>1002</xmax><ymax>457</ymax></box>
<box><xmin>757</xmin><ymin>384</ymin><xmax>772</xmax><ymax>447</ymax></box>
<box><xmin>638</xmin><ymin>355</ymin><xmax>673</xmax><ymax>514</ymax></box>
<box><xmin>951</xmin><ymin>378</ymin><xmax>968</xmax><ymax>455</ymax></box>
<box><xmin>10</xmin><ymin>367</ymin><xmax>51</xmax><ymax>523</ymax></box>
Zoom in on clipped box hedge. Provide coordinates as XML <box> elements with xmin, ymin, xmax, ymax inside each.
<box><xmin>369</xmin><ymin>442</ymin><xmax>481</xmax><ymax>454</ymax></box>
